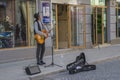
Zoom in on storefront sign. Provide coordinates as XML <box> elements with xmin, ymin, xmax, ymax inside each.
<box><xmin>42</xmin><ymin>2</ymin><xmax>50</xmax><ymax>23</ymax></box>
<box><xmin>52</xmin><ymin>0</ymin><xmax>77</xmax><ymax>4</ymax></box>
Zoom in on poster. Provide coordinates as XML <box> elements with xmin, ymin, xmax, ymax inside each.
<box><xmin>42</xmin><ymin>2</ymin><xmax>50</xmax><ymax>23</ymax></box>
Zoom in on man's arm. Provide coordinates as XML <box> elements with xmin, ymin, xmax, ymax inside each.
<box><xmin>34</xmin><ymin>21</ymin><xmax>43</xmax><ymax>35</ymax></box>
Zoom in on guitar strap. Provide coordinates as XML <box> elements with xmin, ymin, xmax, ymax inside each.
<box><xmin>36</xmin><ymin>21</ymin><xmax>41</xmax><ymax>31</ymax></box>
<box><xmin>34</xmin><ymin>21</ymin><xmax>41</xmax><ymax>34</ymax></box>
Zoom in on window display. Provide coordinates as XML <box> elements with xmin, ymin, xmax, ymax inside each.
<box><xmin>15</xmin><ymin>0</ymin><xmax>27</xmax><ymax>47</ymax></box>
<box><xmin>0</xmin><ymin>0</ymin><xmax>36</xmax><ymax>49</ymax></box>
<box><xmin>0</xmin><ymin>0</ymin><xmax>14</xmax><ymax>48</ymax></box>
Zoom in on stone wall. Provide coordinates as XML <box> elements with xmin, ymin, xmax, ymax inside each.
<box><xmin>107</xmin><ymin>0</ymin><xmax>116</xmax><ymax>42</ymax></box>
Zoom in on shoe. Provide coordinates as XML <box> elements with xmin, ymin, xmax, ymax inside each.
<box><xmin>41</xmin><ymin>61</ymin><xmax>46</xmax><ymax>64</ymax></box>
<box><xmin>37</xmin><ymin>62</ymin><xmax>44</xmax><ymax>65</ymax></box>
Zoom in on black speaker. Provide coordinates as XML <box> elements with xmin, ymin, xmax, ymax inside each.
<box><xmin>25</xmin><ymin>65</ymin><xmax>41</xmax><ymax>75</ymax></box>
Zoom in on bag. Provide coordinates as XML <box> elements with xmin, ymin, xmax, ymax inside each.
<box><xmin>66</xmin><ymin>52</ymin><xmax>96</xmax><ymax>74</ymax></box>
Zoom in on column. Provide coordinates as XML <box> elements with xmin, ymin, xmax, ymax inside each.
<box><xmin>107</xmin><ymin>0</ymin><xmax>116</xmax><ymax>42</ymax></box>
<box><xmin>78</xmin><ymin>0</ymin><xmax>92</xmax><ymax>48</ymax></box>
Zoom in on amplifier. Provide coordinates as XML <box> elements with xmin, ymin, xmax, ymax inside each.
<box><xmin>25</xmin><ymin>65</ymin><xmax>41</xmax><ymax>75</ymax></box>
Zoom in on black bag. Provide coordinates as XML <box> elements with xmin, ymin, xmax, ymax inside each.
<box><xmin>66</xmin><ymin>52</ymin><xmax>96</xmax><ymax>74</ymax></box>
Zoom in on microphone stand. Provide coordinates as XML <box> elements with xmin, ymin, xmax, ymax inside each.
<box><xmin>44</xmin><ymin>34</ymin><xmax>62</xmax><ymax>68</ymax></box>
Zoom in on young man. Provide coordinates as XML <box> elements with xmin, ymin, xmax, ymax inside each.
<box><xmin>34</xmin><ymin>12</ymin><xmax>48</xmax><ymax>65</ymax></box>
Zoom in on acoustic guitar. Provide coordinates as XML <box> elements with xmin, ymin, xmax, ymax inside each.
<box><xmin>34</xmin><ymin>28</ymin><xmax>53</xmax><ymax>44</ymax></box>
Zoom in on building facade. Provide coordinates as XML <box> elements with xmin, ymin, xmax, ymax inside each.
<box><xmin>0</xmin><ymin>0</ymin><xmax>119</xmax><ymax>63</ymax></box>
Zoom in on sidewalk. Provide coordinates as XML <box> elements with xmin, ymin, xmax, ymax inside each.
<box><xmin>0</xmin><ymin>44</ymin><xmax>120</xmax><ymax>80</ymax></box>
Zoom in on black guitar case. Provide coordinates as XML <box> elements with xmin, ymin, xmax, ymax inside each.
<box><xmin>66</xmin><ymin>52</ymin><xmax>96</xmax><ymax>74</ymax></box>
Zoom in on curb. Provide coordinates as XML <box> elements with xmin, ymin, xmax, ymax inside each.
<box><xmin>29</xmin><ymin>55</ymin><xmax>120</xmax><ymax>80</ymax></box>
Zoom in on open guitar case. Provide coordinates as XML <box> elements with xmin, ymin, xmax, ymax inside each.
<box><xmin>66</xmin><ymin>52</ymin><xmax>96</xmax><ymax>74</ymax></box>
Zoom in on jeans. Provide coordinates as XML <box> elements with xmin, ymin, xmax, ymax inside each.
<box><xmin>36</xmin><ymin>42</ymin><xmax>45</xmax><ymax>63</ymax></box>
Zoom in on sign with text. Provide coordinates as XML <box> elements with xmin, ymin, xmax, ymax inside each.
<box><xmin>42</xmin><ymin>2</ymin><xmax>50</xmax><ymax>23</ymax></box>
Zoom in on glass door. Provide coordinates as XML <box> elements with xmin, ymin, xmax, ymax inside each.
<box><xmin>52</xmin><ymin>4</ymin><xmax>58</xmax><ymax>49</ymax></box>
<box><xmin>116</xmin><ymin>3</ymin><xmax>120</xmax><ymax>38</ymax></box>
<box><xmin>57</xmin><ymin>4</ymin><xmax>69</xmax><ymax>49</ymax></box>
<box><xmin>27</xmin><ymin>0</ymin><xmax>36</xmax><ymax>46</ymax></box>
<box><xmin>52</xmin><ymin>4</ymin><xmax>86</xmax><ymax>49</ymax></box>
<box><xmin>92</xmin><ymin>6</ymin><xmax>107</xmax><ymax>45</ymax></box>
<box><xmin>69</xmin><ymin>5</ymin><xmax>86</xmax><ymax>48</ymax></box>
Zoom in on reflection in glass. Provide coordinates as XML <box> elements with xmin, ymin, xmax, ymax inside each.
<box><xmin>116</xmin><ymin>8</ymin><xmax>120</xmax><ymax>37</ymax></box>
<box><xmin>52</xmin><ymin>4</ymin><xmax>57</xmax><ymax>48</ymax></box>
<box><xmin>0</xmin><ymin>0</ymin><xmax>36</xmax><ymax>49</ymax></box>
<box><xmin>29</xmin><ymin>1</ymin><xmax>36</xmax><ymax>46</ymax></box>
<box><xmin>15</xmin><ymin>0</ymin><xmax>27</xmax><ymax>47</ymax></box>
<box><xmin>15</xmin><ymin>0</ymin><xmax>36</xmax><ymax>47</ymax></box>
<box><xmin>0</xmin><ymin>0</ymin><xmax>14</xmax><ymax>48</ymax></box>
<box><xmin>70</xmin><ymin>6</ymin><xmax>84</xmax><ymax>46</ymax></box>
<box><xmin>91</xmin><ymin>7</ymin><xmax>107</xmax><ymax>45</ymax></box>
<box><xmin>103</xmin><ymin>8</ymin><xmax>107</xmax><ymax>43</ymax></box>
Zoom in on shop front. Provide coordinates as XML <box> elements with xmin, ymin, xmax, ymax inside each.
<box><xmin>0</xmin><ymin>0</ymin><xmax>89</xmax><ymax>63</ymax></box>
<box><xmin>91</xmin><ymin>0</ymin><xmax>118</xmax><ymax>46</ymax></box>
<box><xmin>0</xmin><ymin>0</ymin><xmax>89</xmax><ymax>50</ymax></box>
<box><xmin>0</xmin><ymin>0</ymin><xmax>36</xmax><ymax>49</ymax></box>
<box><xmin>2</xmin><ymin>0</ymin><xmax>117</xmax><ymax>63</ymax></box>
<box><xmin>52</xmin><ymin>0</ymin><xmax>87</xmax><ymax>49</ymax></box>
<box><xmin>91</xmin><ymin>0</ymin><xmax>107</xmax><ymax>46</ymax></box>
<box><xmin>0</xmin><ymin>0</ymin><xmax>37</xmax><ymax>63</ymax></box>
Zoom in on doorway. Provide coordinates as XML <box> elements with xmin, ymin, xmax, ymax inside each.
<box><xmin>92</xmin><ymin>6</ymin><xmax>107</xmax><ymax>45</ymax></box>
<box><xmin>52</xmin><ymin>4</ymin><xmax>86</xmax><ymax>49</ymax></box>
<box><xmin>57</xmin><ymin>4</ymin><xmax>68</xmax><ymax>49</ymax></box>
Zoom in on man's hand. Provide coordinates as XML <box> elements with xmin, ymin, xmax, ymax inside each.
<box><xmin>43</xmin><ymin>33</ymin><xmax>47</xmax><ymax>38</ymax></box>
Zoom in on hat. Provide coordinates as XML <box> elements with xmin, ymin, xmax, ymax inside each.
<box><xmin>34</xmin><ymin>12</ymin><xmax>39</xmax><ymax>19</ymax></box>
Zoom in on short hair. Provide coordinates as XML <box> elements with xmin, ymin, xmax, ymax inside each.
<box><xmin>34</xmin><ymin>12</ymin><xmax>39</xmax><ymax>20</ymax></box>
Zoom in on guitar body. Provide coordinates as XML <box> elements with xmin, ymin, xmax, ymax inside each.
<box><xmin>34</xmin><ymin>30</ymin><xmax>48</xmax><ymax>44</ymax></box>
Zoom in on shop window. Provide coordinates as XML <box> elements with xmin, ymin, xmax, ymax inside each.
<box><xmin>29</xmin><ymin>1</ymin><xmax>36</xmax><ymax>46</ymax></box>
<box><xmin>15</xmin><ymin>0</ymin><xmax>36</xmax><ymax>47</ymax></box>
<box><xmin>0</xmin><ymin>0</ymin><xmax>36</xmax><ymax>49</ymax></box>
<box><xmin>116</xmin><ymin>3</ymin><xmax>120</xmax><ymax>37</ymax></box>
<box><xmin>70</xmin><ymin>6</ymin><xmax>85</xmax><ymax>46</ymax></box>
<box><xmin>14</xmin><ymin>0</ymin><xmax>27</xmax><ymax>47</ymax></box>
<box><xmin>0</xmin><ymin>0</ymin><xmax>14</xmax><ymax>49</ymax></box>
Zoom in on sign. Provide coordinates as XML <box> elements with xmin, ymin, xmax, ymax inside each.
<box><xmin>42</xmin><ymin>2</ymin><xmax>50</xmax><ymax>23</ymax></box>
<box><xmin>52</xmin><ymin>0</ymin><xmax>77</xmax><ymax>4</ymax></box>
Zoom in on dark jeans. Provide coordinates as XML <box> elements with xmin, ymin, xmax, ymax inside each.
<box><xmin>36</xmin><ymin>42</ymin><xmax>45</xmax><ymax>63</ymax></box>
